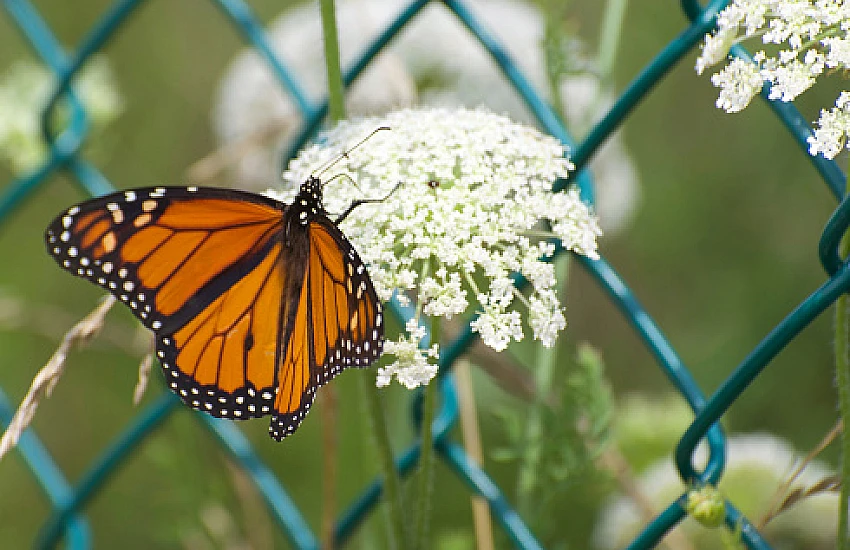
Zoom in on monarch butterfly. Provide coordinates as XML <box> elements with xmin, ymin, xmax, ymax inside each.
<box><xmin>44</xmin><ymin>177</ymin><xmax>386</xmax><ymax>440</ymax></box>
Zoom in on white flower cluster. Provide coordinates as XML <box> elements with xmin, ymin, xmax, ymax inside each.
<box><xmin>272</xmin><ymin>107</ymin><xmax>601</xmax><ymax>388</ymax></box>
<box><xmin>0</xmin><ymin>57</ymin><xmax>123</xmax><ymax>173</ymax></box>
<box><xmin>696</xmin><ymin>0</ymin><xmax>850</xmax><ymax>158</ymax></box>
<box><xmin>213</xmin><ymin>0</ymin><xmax>641</xmax><ymax>234</ymax></box>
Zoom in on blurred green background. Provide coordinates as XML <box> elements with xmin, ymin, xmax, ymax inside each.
<box><xmin>0</xmin><ymin>1</ymin><xmax>843</xmax><ymax>548</ymax></box>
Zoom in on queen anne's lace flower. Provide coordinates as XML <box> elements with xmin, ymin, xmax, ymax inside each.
<box><xmin>213</xmin><ymin>0</ymin><xmax>640</xmax><ymax>234</ymax></box>
<box><xmin>696</xmin><ymin>0</ymin><xmax>850</xmax><ymax>158</ymax></box>
<box><xmin>271</xmin><ymin>107</ymin><xmax>601</xmax><ymax>388</ymax></box>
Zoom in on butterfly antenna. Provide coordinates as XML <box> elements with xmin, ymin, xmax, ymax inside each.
<box><xmin>334</xmin><ymin>182</ymin><xmax>402</xmax><ymax>225</ymax></box>
<box><xmin>312</xmin><ymin>126</ymin><xmax>391</xmax><ymax>181</ymax></box>
<box><xmin>323</xmin><ymin>172</ymin><xmax>363</xmax><ymax>194</ymax></box>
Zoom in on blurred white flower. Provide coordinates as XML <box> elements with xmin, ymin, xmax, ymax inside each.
<box><xmin>594</xmin><ymin>432</ymin><xmax>841</xmax><ymax>549</ymax></box>
<box><xmin>270</xmin><ymin>107</ymin><xmax>601</xmax><ymax>388</ymax></box>
<box><xmin>696</xmin><ymin>0</ymin><xmax>850</xmax><ymax>159</ymax></box>
<box><xmin>0</xmin><ymin>57</ymin><xmax>123</xmax><ymax>174</ymax></box>
<box><xmin>212</xmin><ymin>0</ymin><xmax>640</xmax><ymax>233</ymax></box>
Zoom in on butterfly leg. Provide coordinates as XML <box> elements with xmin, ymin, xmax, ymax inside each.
<box><xmin>334</xmin><ymin>183</ymin><xmax>402</xmax><ymax>224</ymax></box>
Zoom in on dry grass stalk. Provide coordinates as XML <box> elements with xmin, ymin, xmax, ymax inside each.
<box><xmin>0</xmin><ymin>295</ymin><xmax>116</xmax><ymax>460</ymax></box>
<box><xmin>456</xmin><ymin>359</ymin><xmax>495</xmax><ymax>550</ymax></box>
<box><xmin>759</xmin><ymin>419</ymin><xmax>843</xmax><ymax>528</ymax></box>
<box><xmin>133</xmin><ymin>352</ymin><xmax>154</xmax><ymax>406</ymax></box>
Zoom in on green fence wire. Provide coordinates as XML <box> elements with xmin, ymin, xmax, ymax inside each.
<box><xmin>0</xmin><ymin>0</ymin><xmax>847</xmax><ymax>548</ymax></box>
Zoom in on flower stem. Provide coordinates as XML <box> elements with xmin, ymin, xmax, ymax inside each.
<box><xmin>415</xmin><ymin>316</ymin><xmax>440</xmax><ymax>549</ymax></box>
<box><xmin>597</xmin><ymin>0</ymin><xmax>628</xmax><ymax>84</ymax></box>
<box><xmin>517</xmin><ymin>254</ymin><xmax>570</xmax><ymax>517</ymax></box>
<box><xmin>320</xmin><ymin>387</ymin><xmax>338</xmax><ymax>550</ymax></box>
<box><xmin>363</xmin><ymin>375</ymin><xmax>407</xmax><ymax>549</ymax></box>
<box><xmin>318</xmin><ymin>4</ymin><xmax>344</xmax><ymax>547</ymax></box>
<box><xmin>837</xmin><ymin>168</ymin><xmax>850</xmax><ymax>548</ymax></box>
<box><xmin>319</xmin><ymin>0</ymin><xmax>346</xmax><ymax>122</ymax></box>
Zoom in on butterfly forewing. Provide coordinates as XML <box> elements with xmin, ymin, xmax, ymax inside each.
<box><xmin>44</xmin><ymin>187</ymin><xmax>285</xmax><ymax>332</ymax></box>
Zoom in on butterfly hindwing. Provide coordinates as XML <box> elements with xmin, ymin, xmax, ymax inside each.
<box><xmin>269</xmin><ymin>219</ymin><xmax>384</xmax><ymax>440</ymax></box>
<box><xmin>157</xmin><ymin>241</ymin><xmax>285</xmax><ymax>419</ymax></box>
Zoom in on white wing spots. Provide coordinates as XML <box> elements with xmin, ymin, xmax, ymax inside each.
<box><xmin>102</xmin><ymin>232</ymin><xmax>117</xmax><ymax>254</ymax></box>
<box><xmin>133</xmin><ymin>213</ymin><xmax>152</xmax><ymax>228</ymax></box>
<box><xmin>142</xmin><ymin>199</ymin><xmax>157</xmax><ymax>212</ymax></box>
<box><xmin>268</xmin><ymin>391</ymin><xmax>316</xmax><ymax>441</ymax></box>
<box><xmin>102</xmin><ymin>262</ymin><xmax>113</xmax><ymax>274</ymax></box>
<box><xmin>67</xmin><ymin>206</ymin><xmax>80</xmax><ymax>216</ymax></box>
<box><xmin>124</xmin><ymin>190</ymin><xmax>137</xmax><ymax>202</ymax></box>
<box><xmin>151</xmin><ymin>320</ymin><xmax>162</xmax><ymax>330</ymax></box>
<box><xmin>187</xmin><ymin>186</ymin><xmax>198</xmax><ymax>192</ymax></box>
<box><xmin>111</xmin><ymin>208</ymin><xmax>124</xmax><ymax>224</ymax></box>
<box><xmin>60</xmin><ymin>231</ymin><xmax>70</xmax><ymax>242</ymax></box>
<box><xmin>67</xmin><ymin>247</ymin><xmax>78</xmax><ymax>257</ymax></box>
<box><xmin>156</xmin><ymin>334</ymin><xmax>276</xmax><ymax>422</ymax></box>
<box><xmin>123</xmin><ymin>280</ymin><xmax>134</xmax><ymax>292</ymax></box>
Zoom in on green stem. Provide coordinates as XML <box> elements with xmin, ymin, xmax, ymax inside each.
<box><xmin>837</xmin><ymin>164</ymin><xmax>850</xmax><ymax>549</ymax></box>
<box><xmin>415</xmin><ymin>316</ymin><xmax>440</xmax><ymax>550</ymax></box>
<box><xmin>363</xmin><ymin>376</ymin><xmax>406</xmax><ymax>549</ymax></box>
<box><xmin>597</xmin><ymin>0</ymin><xmax>628</xmax><ymax>84</ymax></box>
<box><xmin>517</xmin><ymin>254</ymin><xmax>570</xmax><ymax>518</ymax></box>
<box><xmin>319</xmin><ymin>0</ymin><xmax>346</xmax><ymax>122</ymax></box>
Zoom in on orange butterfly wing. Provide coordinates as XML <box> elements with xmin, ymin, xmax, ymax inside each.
<box><xmin>46</xmin><ymin>187</ymin><xmax>289</xmax><ymax>421</ymax></box>
<box><xmin>270</xmin><ymin>219</ymin><xmax>384</xmax><ymax>439</ymax></box>
<box><xmin>45</xmin><ymin>185</ymin><xmax>386</xmax><ymax>440</ymax></box>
